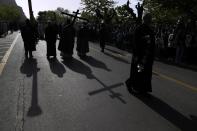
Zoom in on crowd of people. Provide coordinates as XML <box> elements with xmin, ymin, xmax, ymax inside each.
<box><xmin>154</xmin><ymin>19</ymin><xmax>197</xmax><ymax>65</ymax></box>
<box><xmin>105</xmin><ymin>18</ymin><xmax>197</xmax><ymax>65</ymax></box>
<box><xmin>0</xmin><ymin>21</ymin><xmax>18</xmax><ymax>37</ymax></box>
<box><xmin>20</xmin><ymin>18</ymin><xmax>91</xmax><ymax>59</ymax></box>
<box><xmin>19</xmin><ymin>14</ymin><xmax>197</xmax><ymax>95</ymax></box>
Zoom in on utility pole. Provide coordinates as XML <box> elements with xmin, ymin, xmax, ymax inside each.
<box><xmin>28</xmin><ymin>0</ymin><xmax>35</xmax><ymax>22</ymax></box>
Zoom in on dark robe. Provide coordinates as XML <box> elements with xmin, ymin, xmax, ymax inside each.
<box><xmin>58</xmin><ymin>24</ymin><xmax>76</xmax><ymax>56</ymax></box>
<box><xmin>76</xmin><ymin>26</ymin><xmax>89</xmax><ymax>56</ymax></box>
<box><xmin>21</xmin><ymin>24</ymin><xmax>36</xmax><ymax>52</ymax></box>
<box><xmin>99</xmin><ymin>24</ymin><xmax>108</xmax><ymax>51</ymax></box>
<box><xmin>128</xmin><ymin>24</ymin><xmax>155</xmax><ymax>92</ymax></box>
<box><xmin>45</xmin><ymin>24</ymin><xmax>58</xmax><ymax>57</ymax></box>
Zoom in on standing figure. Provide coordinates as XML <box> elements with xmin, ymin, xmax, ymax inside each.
<box><xmin>77</xmin><ymin>22</ymin><xmax>89</xmax><ymax>57</ymax></box>
<box><xmin>99</xmin><ymin>23</ymin><xmax>108</xmax><ymax>52</ymax></box>
<box><xmin>21</xmin><ymin>19</ymin><xmax>36</xmax><ymax>58</ymax></box>
<box><xmin>126</xmin><ymin>13</ymin><xmax>155</xmax><ymax>94</ymax></box>
<box><xmin>58</xmin><ymin>19</ymin><xmax>76</xmax><ymax>58</ymax></box>
<box><xmin>174</xmin><ymin>19</ymin><xmax>186</xmax><ymax>64</ymax></box>
<box><xmin>45</xmin><ymin>21</ymin><xmax>58</xmax><ymax>59</ymax></box>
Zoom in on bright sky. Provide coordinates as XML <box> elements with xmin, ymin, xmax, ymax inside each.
<box><xmin>15</xmin><ymin>0</ymin><xmax>138</xmax><ymax>18</ymax></box>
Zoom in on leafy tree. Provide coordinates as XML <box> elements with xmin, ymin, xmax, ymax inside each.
<box><xmin>143</xmin><ymin>0</ymin><xmax>197</xmax><ymax>22</ymax></box>
<box><xmin>37</xmin><ymin>8</ymin><xmax>70</xmax><ymax>23</ymax></box>
<box><xmin>114</xmin><ymin>4</ymin><xmax>134</xmax><ymax>24</ymax></box>
<box><xmin>0</xmin><ymin>4</ymin><xmax>21</xmax><ymax>22</ymax></box>
<box><xmin>81</xmin><ymin>0</ymin><xmax>116</xmax><ymax>22</ymax></box>
<box><xmin>81</xmin><ymin>0</ymin><xmax>115</xmax><ymax>14</ymax></box>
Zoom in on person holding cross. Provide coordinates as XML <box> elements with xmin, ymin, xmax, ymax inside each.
<box><xmin>58</xmin><ymin>19</ymin><xmax>76</xmax><ymax>58</ymax></box>
<box><xmin>58</xmin><ymin>10</ymin><xmax>85</xmax><ymax>59</ymax></box>
<box><xmin>126</xmin><ymin>13</ymin><xmax>155</xmax><ymax>94</ymax></box>
<box><xmin>76</xmin><ymin>22</ymin><xmax>90</xmax><ymax>57</ymax></box>
<box><xmin>45</xmin><ymin>20</ymin><xmax>58</xmax><ymax>59</ymax></box>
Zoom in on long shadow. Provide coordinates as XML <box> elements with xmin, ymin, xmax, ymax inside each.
<box><xmin>62</xmin><ymin>58</ymin><xmax>126</xmax><ymax>104</ymax></box>
<box><xmin>80</xmin><ymin>56</ymin><xmax>111</xmax><ymax>72</ymax></box>
<box><xmin>104</xmin><ymin>52</ymin><xmax>130</xmax><ymax>64</ymax></box>
<box><xmin>20</xmin><ymin>58</ymin><xmax>42</xmax><ymax>117</ymax></box>
<box><xmin>133</xmin><ymin>94</ymin><xmax>197</xmax><ymax>131</ymax></box>
<box><xmin>48</xmin><ymin>58</ymin><xmax>66</xmax><ymax>77</ymax></box>
<box><xmin>62</xmin><ymin>57</ymin><xmax>94</xmax><ymax>79</ymax></box>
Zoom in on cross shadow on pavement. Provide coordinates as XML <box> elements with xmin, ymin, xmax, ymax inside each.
<box><xmin>20</xmin><ymin>58</ymin><xmax>42</xmax><ymax>117</ymax></box>
<box><xmin>62</xmin><ymin>58</ymin><xmax>126</xmax><ymax>104</ymax></box>
<box><xmin>133</xmin><ymin>93</ymin><xmax>197</xmax><ymax>131</ymax></box>
<box><xmin>48</xmin><ymin>58</ymin><xmax>66</xmax><ymax>77</ymax></box>
<box><xmin>80</xmin><ymin>56</ymin><xmax>111</xmax><ymax>72</ymax></box>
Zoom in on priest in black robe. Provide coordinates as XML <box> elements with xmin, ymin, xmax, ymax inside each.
<box><xmin>99</xmin><ymin>23</ymin><xmax>108</xmax><ymax>52</ymax></box>
<box><xmin>45</xmin><ymin>21</ymin><xmax>58</xmax><ymax>59</ymax></box>
<box><xmin>21</xmin><ymin>19</ymin><xmax>36</xmax><ymax>58</ymax></box>
<box><xmin>58</xmin><ymin>19</ymin><xmax>76</xmax><ymax>58</ymax></box>
<box><xmin>126</xmin><ymin>13</ymin><xmax>155</xmax><ymax>94</ymax></box>
<box><xmin>77</xmin><ymin>22</ymin><xmax>89</xmax><ymax>57</ymax></box>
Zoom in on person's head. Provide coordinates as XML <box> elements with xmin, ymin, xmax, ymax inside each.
<box><xmin>25</xmin><ymin>19</ymin><xmax>30</xmax><ymax>25</ymax></box>
<box><xmin>82</xmin><ymin>22</ymin><xmax>88</xmax><ymax>27</ymax></box>
<box><xmin>47</xmin><ymin>20</ymin><xmax>52</xmax><ymax>26</ymax></box>
<box><xmin>176</xmin><ymin>17</ymin><xmax>185</xmax><ymax>30</ymax></box>
<box><xmin>143</xmin><ymin>13</ymin><xmax>152</xmax><ymax>25</ymax></box>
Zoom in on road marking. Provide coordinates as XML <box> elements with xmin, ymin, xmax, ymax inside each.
<box><xmin>0</xmin><ymin>44</ymin><xmax>11</xmax><ymax>47</ymax></box>
<box><xmin>90</xmin><ymin>46</ymin><xmax>197</xmax><ymax>92</ymax></box>
<box><xmin>153</xmin><ymin>71</ymin><xmax>197</xmax><ymax>92</ymax></box>
<box><xmin>0</xmin><ymin>47</ymin><xmax>10</xmax><ymax>50</ymax></box>
<box><xmin>0</xmin><ymin>33</ymin><xmax>19</xmax><ymax>75</ymax></box>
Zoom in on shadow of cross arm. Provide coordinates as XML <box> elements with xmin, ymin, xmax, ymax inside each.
<box><xmin>88</xmin><ymin>77</ymin><xmax>126</xmax><ymax>104</ymax></box>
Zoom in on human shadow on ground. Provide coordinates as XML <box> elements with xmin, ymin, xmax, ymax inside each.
<box><xmin>133</xmin><ymin>93</ymin><xmax>197</xmax><ymax>131</ymax></box>
<box><xmin>48</xmin><ymin>58</ymin><xmax>66</xmax><ymax>77</ymax></box>
<box><xmin>62</xmin><ymin>57</ymin><xmax>126</xmax><ymax>104</ymax></box>
<box><xmin>80</xmin><ymin>56</ymin><xmax>111</xmax><ymax>72</ymax></box>
<box><xmin>20</xmin><ymin>58</ymin><xmax>42</xmax><ymax>117</ymax></box>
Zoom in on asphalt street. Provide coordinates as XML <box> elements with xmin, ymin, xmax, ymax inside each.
<box><xmin>0</xmin><ymin>32</ymin><xmax>197</xmax><ymax>131</ymax></box>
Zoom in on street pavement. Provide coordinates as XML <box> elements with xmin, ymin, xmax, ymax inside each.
<box><xmin>0</xmin><ymin>33</ymin><xmax>197</xmax><ymax>131</ymax></box>
<box><xmin>0</xmin><ymin>32</ymin><xmax>18</xmax><ymax>62</ymax></box>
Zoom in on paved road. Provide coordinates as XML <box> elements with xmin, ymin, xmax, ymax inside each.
<box><xmin>0</xmin><ymin>32</ymin><xmax>18</xmax><ymax>61</ymax></box>
<box><xmin>0</xmin><ymin>34</ymin><xmax>197</xmax><ymax>131</ymax></box>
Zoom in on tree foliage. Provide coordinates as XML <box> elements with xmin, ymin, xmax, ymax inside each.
<box><xmin>114</xmin><ymin>5</ymin><xmax>133</xmax><ymax>24</ymax></box>
<box><xmin>0</xmin><ymin>4</ymin><xmax>21</xmax><ymax>22</ymax></box>
<box><xmin>81</xmin><ymin>0</ymin><xmax>116</xmax><ymax>21</ymax></box>
<box><xmin>81</xmin><ymin>0</ymin><xmax>115</xmax><ymax>13</ymax></box>
<box><xmin>37</xmin><ymin>8</ymin><xmax>70</xmax><ymax>23</ymax></box>
<box><xmin>143</xmin><ymin>0</ymin><xmax>197</xmax><ymax>22</ymax></box>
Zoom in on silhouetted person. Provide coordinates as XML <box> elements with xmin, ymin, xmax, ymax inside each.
<box><xmin>21</xmin><ymin>19</ymin><xmax>36</xmax><ymax>58</ymax></box>
<box><xmin>99</xmin><ymin>23</ymin><xmax>107</xmax><ymax>52</ymax></box>
<box><xmin>45</xmin><ymin>21</ymin><xmax>58</xmax><ymax>59</ymax></box>
<box><xmin>126</xmin><ymin>13</ymin><xmax>155</xmax><ymax>94</ymax></box>
<box><xmin>77</xmin><ymin>22</ymin><xmax>89</xmax><ymax>57</ymax></box>
<box><xmin>174</xmin><ymin>18</ymin><xmax>186</xmax><ymax>64</ymax></box>
<box><xmin>58</xmin><ymin>19</ymin><xmax>76</xmax><ymax>58</ymax></box>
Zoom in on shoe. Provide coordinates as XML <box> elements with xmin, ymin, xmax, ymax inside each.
<box><xmin>127</xmin><ymin>87</ymin><xmax>140</xmax><ymax>95</ymax></box>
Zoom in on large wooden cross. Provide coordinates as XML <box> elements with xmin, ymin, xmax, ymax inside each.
<box><xmin>61</xmin><ymin>10</ymin><xmax>89</xmax><ymax>24</ymax></box>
